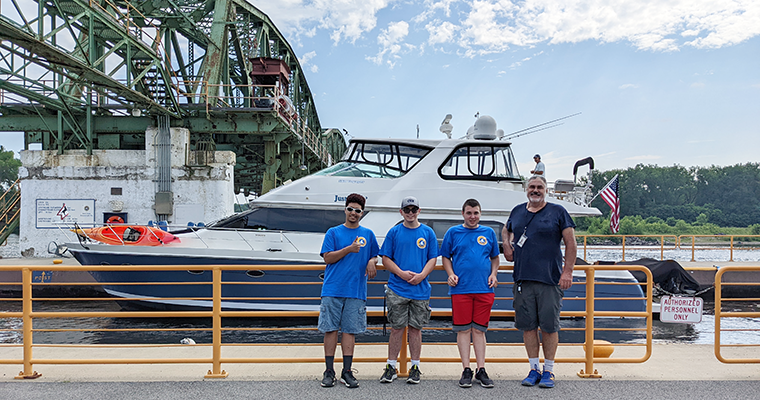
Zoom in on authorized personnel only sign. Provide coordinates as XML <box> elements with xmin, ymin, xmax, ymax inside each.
<box><xmin>659</xmin><ymin>296</ymin><xmax>703</xmax><ymax>324</ymax></box>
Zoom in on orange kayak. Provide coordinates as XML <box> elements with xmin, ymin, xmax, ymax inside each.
<box><xmin>72</xmin><ymin>225</ymin><xmax>180</xmax><ymax>246</ymax></box>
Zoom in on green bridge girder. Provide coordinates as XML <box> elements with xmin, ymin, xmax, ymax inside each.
<box><xmin>0</xmin><ymin>0</ymin><xmax>346</xmax><ymax>194</ymax></box>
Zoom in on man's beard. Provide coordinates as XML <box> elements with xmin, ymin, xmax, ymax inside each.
<box><xmin>528</xmin><ymin>192</ymin><xmax>545</xmax><ymax>203</ymax></box>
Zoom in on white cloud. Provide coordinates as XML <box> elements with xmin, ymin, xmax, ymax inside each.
<box><xmin>261</xmin><ymin>0</ymin><xmax>760</xmax><ymax>66</ymax></box>
<box><xmin>437</xmin><ymin>0</ymin><xmax>760</xmax><ymax>55</ymax></box>
<box><xmin>257</xmin><ymin>0</ymin><xmax>395</xmax><ymax>44</ymax></box>
<box><xmin>426</xmin><ymin>21</ymin><xmax>459</xmax><ymax>45</ymax></box>
<box><xmin>367</xmin><ymin>21</ymin><xmax>414</xmax><ymax>67</ymax></box>
<box><xmin>299</xmin><ymin>51</ymin><xmax>317</xmax><ymax>65</ymax></box>
<box><xmin>619</xmin><ymin>84</ymin><xmax>640</xmax><ymax>89</ymax></box>
<box><xmin>691</xmin><ymin>82</ymin><xmax>706</xmax><ymax>88</ymax></box>
<box><xmin>298</xmin><ymin>51</ymin><xmax>319</xmax><ymax>73</ymax></box>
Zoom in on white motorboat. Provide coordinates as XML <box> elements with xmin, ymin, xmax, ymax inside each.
<box><xmin>65</xmin><ymin>115</ymin><xmax>645</xmax><ymax>313</ymax></box>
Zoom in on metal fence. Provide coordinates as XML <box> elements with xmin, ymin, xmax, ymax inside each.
<box><xmin>714</xmin><ymin>266</ymin><xmax>760</xmax><ymax>364</ymax></box>
<box><xmin>0</xmin><ymin>263</ymin><xmax>652</xmax><ymax>379</ymax></box>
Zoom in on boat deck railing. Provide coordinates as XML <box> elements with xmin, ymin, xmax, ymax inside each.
<box><xmin>0</xmin><ymin>263</ymin><xmax>652</xmax><ymax>380</ymax></box>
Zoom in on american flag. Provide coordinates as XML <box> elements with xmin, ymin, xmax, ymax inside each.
<box><xmin>600</xmin><ymin>175</ymin><xmax>620</xmax><ymax>233</ymax></box>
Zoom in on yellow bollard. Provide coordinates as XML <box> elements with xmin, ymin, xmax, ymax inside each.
<box><xmin>583</xmin><ymin>340</ymin><xmax>615</xmax><ymax>358</ymax></box>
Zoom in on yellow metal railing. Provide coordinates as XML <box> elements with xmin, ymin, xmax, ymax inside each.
<box><xmin>714</xmin><ymin>266</ymin><xmax>760</xmax><ymax>364</ymax></box>
<box><xmin>0</xmin><ymin>263</ymin><xmax>652</xmax><ymax>379</ymax></box>
<box><xmin>679</xmin><ymin>235</ymin><xmax>760</xmax><ymax>262</ymax></box>
<box><xmin>575</xmin><ymin>234</ymin><xmax>760</xmax><ymax>262</ymax></box>
<box><xmin>576</xmin><ymin>235</ymin><xmax>678</xmax><ymax>262</ymax></box>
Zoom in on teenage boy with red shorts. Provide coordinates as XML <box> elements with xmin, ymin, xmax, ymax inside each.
<box><xmin>441</xmin><ymin>198</ymin><xmax>500</xmax><ymax>388</ymax></box>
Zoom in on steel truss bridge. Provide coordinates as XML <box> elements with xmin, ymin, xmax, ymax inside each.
<box><xmin>0</xmin><ymin>0</ymin><xmax>347</xmax><ymax>194</ymax></box>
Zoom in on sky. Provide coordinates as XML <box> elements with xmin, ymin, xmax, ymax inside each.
<box><xmin>255</xmin><ymin>0</ymin><xmax>760</xmax><ymax>181</ymax></box>
<box><xmin>2</xmin><ymin>0</ymin><xmax>759</xmax><ymax>182</ymax></box>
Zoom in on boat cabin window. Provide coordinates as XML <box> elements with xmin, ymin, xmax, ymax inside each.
<box><xmin>313</xmin><ymin>141</ymin><xmax>432</xmax><ymax>179</ymax></box>
<box><xmin>439</xmin><ymin>144</ymin><xmax>521</xmax><ymax>181</ymax></box>
<box><xmin>210</xmin><ymin>208</ymin><xmax>348</xmax><ymax>233</ymax></box>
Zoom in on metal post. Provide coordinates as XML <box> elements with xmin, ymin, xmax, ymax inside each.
<box><xmin>578</xmin><ymin>267</ymin><xmax>601</xmax><ymax>378</ymax></box>
<box><xmin>621</xmin><ymin>235</ymin><xmax>626</xmax><ymax>261</ymax></box>
<box><xmin>714</xmin><ymin>268</ymin><xmax>722</xmax><ymax>358</ymax></box>
<box><xmin>399</xmin><ymin>326</ymin><xmax>409</xmax><ymax>377</ymax></box>
<box><xmin>15</xmin><ymin>268</ymin><xmax>41</xmax><ymax>379</ymax></box>
<box><xmin>205</xmin><ymin>267</ymin><xmax>228</xmax><ymax>378</ymax></box>
<box><xmin>691</xmin><ymin>236</ymin><xmax>696</xmax><ymax>262</ymax></box>
<box><xmin>583</xmin><ymin>236</ymin><xmax>587</xmax><ymax>262</ymax></box>
<box><xmin>660</xmin><ymin>236</ymin><xmax>664</xmax><ymax>261</ymax></box>
<box><xmin>730</xmin><ymin>236</ymin><xmax>734</xmax><ymax>262</ymax></box>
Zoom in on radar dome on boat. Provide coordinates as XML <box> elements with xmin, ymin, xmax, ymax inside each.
<box><xmin>471</xmin><ymin>115</ymin><xmax>498</xmax><ymax>140</ymax></box>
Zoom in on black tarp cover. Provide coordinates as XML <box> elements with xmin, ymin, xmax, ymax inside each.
<box><xmin>615</xmin><ymin>258</ymin><xmax>700</xmax><ymax>295</ymax></box>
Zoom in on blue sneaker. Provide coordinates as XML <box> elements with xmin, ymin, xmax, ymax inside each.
<box><xmin>538</xmin><ymin>370</ymin><xmax>555</xmax><ymax>388</ymax></box>
<box><xmin>521</xmin><ymin>369</ymin><xmax>541</xmax><ymax>386</ymax></box>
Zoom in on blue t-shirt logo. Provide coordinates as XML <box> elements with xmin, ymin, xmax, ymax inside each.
<box><xmin>356</xmin><ymin>237</ymin><xmax>367</xmax><ymax>247</ymax></box>
<box><xmin>416</xmin><ymin>237</ymin><xmax>427</xmax><ymax>249</ymax></box>
<box><xmin>477</xmin><ymin>235</ymin><xmax>488</xmax><ymax>246</ymax></box>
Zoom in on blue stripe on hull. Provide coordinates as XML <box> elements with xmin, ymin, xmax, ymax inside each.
<box><xmin>72</xmin><ymin>250</ymin><xmax>646</xmax><ymax>313</ymax></box>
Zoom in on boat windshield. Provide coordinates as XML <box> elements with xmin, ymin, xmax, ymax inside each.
<box><xmin>439</xmin><ymin>144</ymin><xmax>521</xmax><ymax>181</ymax></box>
<box><xmin>313</xmin><ymin>141</ymin><xmax>432</xmax><ymax>179</ymax></box>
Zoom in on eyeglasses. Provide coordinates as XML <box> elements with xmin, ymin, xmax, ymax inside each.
<box><xmin>402</xmin><ymin>207</ymin><xmax>419</xmax><ymax>214</ymax></box>
<box><xmin>345</xmin><ymin>206</ymin><xmax>363</xmax><ymax>214</ymax></box>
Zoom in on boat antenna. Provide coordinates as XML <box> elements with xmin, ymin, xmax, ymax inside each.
<box><xmin>416</xmin><ymin>124</ymin><xmax>419</xmax><ymax>139</ymax></box>
<box><xmin>501</xmin><ymin>112</ymin><xmax>581</xmax><ymax>141</ymax></box>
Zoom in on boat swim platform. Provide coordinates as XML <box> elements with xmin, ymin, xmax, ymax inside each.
<box><xmin>1</xmin><ymin>343</ymin><xmax>760</xmax><ymax>382</ymax></box>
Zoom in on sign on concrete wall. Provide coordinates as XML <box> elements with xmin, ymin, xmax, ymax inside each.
<box><xmin>36</xmin><ymin>199</ymin><xmax>96</xmax><ymax>228</ymax></box>
<box><xmin>659</xmin><ymin>295</ymin><xmax>703</xmax><ymax>324</ymax></box>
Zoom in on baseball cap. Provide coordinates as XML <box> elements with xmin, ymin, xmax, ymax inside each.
<box><xmin>400</xmin><ymin>196</ymin><xmax>420</xmax><ymax>209</ymax></box>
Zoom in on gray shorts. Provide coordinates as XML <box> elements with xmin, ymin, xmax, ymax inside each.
<box><xmin>385</xmin><ymin>288</ymin><xmax>431</xmax><ymax>330</ymax></box>
<box><xmin>513</xmin><ymin>281</ymin><xmax>564</xmax><ymax>333</ymax></box>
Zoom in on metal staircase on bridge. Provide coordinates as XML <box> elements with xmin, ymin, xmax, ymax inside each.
<box><xmin>0</xmin><ymin>180</ymin><xmax>21</xmax><ymax>245</ymax></box>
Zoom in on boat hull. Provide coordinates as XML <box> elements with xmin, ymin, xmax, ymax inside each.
<box><xmin>69</xmin><ymin>245</ymin><xmax>646</xmax><ymax>314</ymax></box>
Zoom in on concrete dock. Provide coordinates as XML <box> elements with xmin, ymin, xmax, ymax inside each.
<box><xmin>2</xmin><ymin>343</ymin><xmax>760</xmax><ymax>399</ymax></box>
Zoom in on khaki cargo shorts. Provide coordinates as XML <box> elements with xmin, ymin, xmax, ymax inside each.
<box><xmin>385</xmin><ymin>287</ymin><xmax>431</xmax><ymax>330</ymax></box>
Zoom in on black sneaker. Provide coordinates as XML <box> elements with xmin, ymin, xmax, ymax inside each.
<box><xmin>475</xmin><ymin>367</ymin><xmax>494</xmax><ymax>388</ymax></box>
<box><xmin>406</xmin><ymin>365</ymin><xmax>421</xmax><ymax>384</ymax></box>
<box><xmin>380</xmin><ymin>364</ymin><xmax>397</xmax><ymax>383</ymax></box>
<box><xmin>320</xmin><ymin>369</ymin><xmax>336</xmax><ymax>387</ymax></box>
<box><xmin>340</xmin><ymin>369</ymin><xmax>359</xmax><ymax>388</ymax></box>
<box><xmin>458</xmin><ymin>367</ymin><xmax>473</xmax><ymax>388</ymax></box>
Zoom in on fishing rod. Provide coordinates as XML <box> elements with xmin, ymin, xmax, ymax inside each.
<box><xmin>501</xmin><ymin>112</ymin><xmax>581</xmax><ymax>140</ymax></box>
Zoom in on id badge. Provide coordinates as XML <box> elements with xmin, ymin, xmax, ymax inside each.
<box><xmin>517</xmin><ymin>234</ymin><xmax>527</xmax><ymax>247</ymax></box>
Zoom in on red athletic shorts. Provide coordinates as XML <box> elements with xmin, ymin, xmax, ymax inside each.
<box><xmin>451</xmin><ymin>293</ymin><xmax>495</xmax><ymax>332</ymax></box>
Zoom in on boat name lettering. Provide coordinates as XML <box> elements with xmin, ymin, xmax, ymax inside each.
<box><xmin>337</xmin><ymin>179</ymin><xmax>365</xmax><ymax>184</ymax></box>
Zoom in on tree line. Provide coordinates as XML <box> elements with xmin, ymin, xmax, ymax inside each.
<box><xmin>580</xmin><ymin>162</ymin><xmax>760</xmax><ymax>233</ymax></box>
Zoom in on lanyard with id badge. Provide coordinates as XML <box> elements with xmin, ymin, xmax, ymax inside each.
<box><xmin>514</xmin><ymin>208</ymin><xmax>542</xmax><ymax>295</ymax></box>
<box><xmin>515</xmin><ymin>209</ymin><xmax>540</xmax><ymax>249</ymax></box>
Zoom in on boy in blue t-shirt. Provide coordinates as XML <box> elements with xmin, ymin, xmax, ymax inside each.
<box><xmin>441</xmin><ymin>198</ymin><xmax>500</xmax><ymax>388</ymax></box>
<box><xmin>318</xmin><ymin>193</ymin><xmax>380</xmax><ymax>388</ymax></box>
<box><xmin>378</xmin><ymin>196</ymin><xmax>438</xmax><ymax>385</ymax></box>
